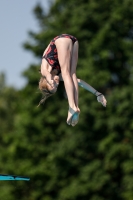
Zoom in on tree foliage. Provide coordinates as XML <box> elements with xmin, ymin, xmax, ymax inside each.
<box><xmin>0</xmin><ymin>0</ymin><xmax>133</xmax><ymax>200</ymax></box>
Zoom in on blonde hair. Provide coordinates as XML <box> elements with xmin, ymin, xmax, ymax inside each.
<box><xmin>38</xmin><ymin>77</ymin><xmax>53</xmax><ymax>106</ymax></box>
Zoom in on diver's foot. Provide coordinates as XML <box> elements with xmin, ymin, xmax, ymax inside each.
<box><xmin>71</xmin><ymin>110</ymin><xmax>80</xmax><ymax>127</ymax></box>
<box><xmin>66</xmin><ymin>107</ymin><xmax>78</xmax><ymax>125</ymax></box>
<box><xmin>67</xmin><ymin>107</ymin><xmax>80</xmax><ymax>126</ymax></box>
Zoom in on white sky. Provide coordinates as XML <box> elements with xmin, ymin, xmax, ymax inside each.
<box><xmin>0</xmin><ymin>0</ymin><xmax>50</xmax><ymax>89</ymax></box>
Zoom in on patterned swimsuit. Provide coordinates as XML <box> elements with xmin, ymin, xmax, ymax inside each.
<box><xmin>42</xmin><ymin>34</ymin><xmax>77</xmax><ymax>75</ymax></box>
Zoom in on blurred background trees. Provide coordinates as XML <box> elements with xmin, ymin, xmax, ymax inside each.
<box><xmin>0</xmin><ymin>0</ymin><xmax>133</xmax><ymax>199</ymax></box>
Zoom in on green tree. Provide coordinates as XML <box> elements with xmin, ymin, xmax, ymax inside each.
<box><xmin>0</xmin><ymin>73</ymin><xmax>21</xmax><ymax>200</ymax></box>
<box><xmin>0</xmin><ymin>73</ymin><xmax>19</xmax><ymax>136</ymax></box>
<box><xmin>0</xmin><ymin>0</ymin><xmax>133</xmax><ymax>200</ymax></box>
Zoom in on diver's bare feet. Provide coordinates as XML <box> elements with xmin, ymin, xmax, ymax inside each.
<box><xmin>67</xmin><ymin>107</ymin><xmax>78</xmax><ymax>125</ymax></box>
<box><xmin>71</xmin><ymin>108</ymin><xmax>80</xmax><ymax>126</ymax></box>
<box><xmin>67</xmin><ymin>107</ymin><xmax>80</xmax><ymax>126</ymax></box>
<box><xmin>97</xmin><ymin>94</ymin><xmax>107</xmax><ymax>107</ymax></box>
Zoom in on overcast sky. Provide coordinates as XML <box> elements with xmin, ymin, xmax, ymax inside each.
<box><xmin>0</xmin><ymin>0</ymin><xmax>50</xmax><ymax>89</ymax></box>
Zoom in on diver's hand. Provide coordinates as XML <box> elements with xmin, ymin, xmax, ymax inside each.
<box><xmin>49</xmin><ymin>80</ymin><xmax>54</xmax><ymax>88</ymax></box>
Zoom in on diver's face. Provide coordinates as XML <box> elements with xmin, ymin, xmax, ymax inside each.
<box><xmin>47</xmin><ymin>75</ymin><xmax>59</xmax><ymax>94</ymax></box>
